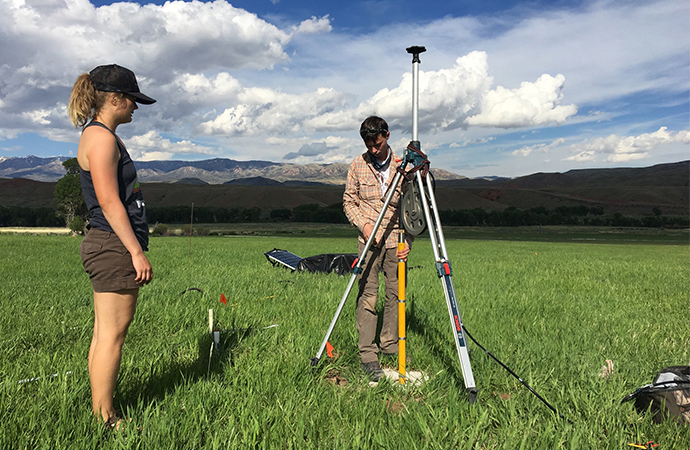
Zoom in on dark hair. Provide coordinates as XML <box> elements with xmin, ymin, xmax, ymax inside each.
<box><xmin>359</xmin><ymin>116</ymin><xmax>389</xmax><ymax>142</ymax></box>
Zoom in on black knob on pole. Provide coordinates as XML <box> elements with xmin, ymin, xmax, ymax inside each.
<box><xmin>406</xmin><ymin>46</ymin><xmax>426</xmax><ymax>63</ymax></box>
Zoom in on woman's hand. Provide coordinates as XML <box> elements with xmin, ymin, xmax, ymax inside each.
<box><xmin>131</xmin><ymin>252</ymin><xmax>153</xmax><ymax>285</ymax></box>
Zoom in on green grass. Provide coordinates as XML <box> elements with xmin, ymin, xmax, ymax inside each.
<box><xmin>0</xmin><ymin>232</ymin><xmax>688</xmax><ymax>449</ymax></box>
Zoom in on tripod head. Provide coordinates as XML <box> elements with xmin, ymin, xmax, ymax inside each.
<box><xmin>406</xmin><ymin>46</ymin><xmax>426</xmax><ymax>62</ymax></box>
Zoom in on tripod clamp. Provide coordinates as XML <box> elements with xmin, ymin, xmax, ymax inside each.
<box><xmin>397</xmin><ymin>143</ymin><xmax>431</xmax><ymax>236</ymax></box>
<box><xmin>397</xmin><ymin>142</ymin><xmax>430</xmax><ymax>181</ymax></box>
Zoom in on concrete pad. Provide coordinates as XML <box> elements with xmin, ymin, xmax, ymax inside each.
<box><xmin>369</xmin><ymin>368</ymin><xmax>428</xmax><ymax>387</ymax></box>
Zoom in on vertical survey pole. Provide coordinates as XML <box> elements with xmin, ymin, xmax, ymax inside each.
<box><xmin>396</xmin><ymin>46</ymin><xmax>425</xmax><ymax>384</ymax></box>
<box><xmin>397</xmin><ymin>229</ymin><xmax>407</xmax><ymax>384</ymax></box>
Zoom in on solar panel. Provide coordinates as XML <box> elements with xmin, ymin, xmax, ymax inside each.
<box><xmin>264</xmin><ymin>248</ymin><xmax>303</xmax><ymax>271</ymax></box>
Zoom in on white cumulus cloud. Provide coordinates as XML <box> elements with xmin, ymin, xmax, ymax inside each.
<box><xmin>302</xmin><ymin>51</ymin><xmax>577</xmax><ymax>134</ymax></box>
<box><xmin>566</xmin><ymin>127</ymin><xmax>690</xmax><ymax>163</ymax></box>
<box><xmin>126</xmin><ymin>131</ymin><xmax>217</xmax><ymax>161</ymax></box>
<box><xmin>466</xmin><ymin>74</ymin><xmax>577</xmax><ymax>127</ymax></box>
<box><xmin>198</xmin><ymin>87</ymin><xmax>352</xmax><ymax>136</ymax></box>
<box><xmin>0</xmin><ymin>0</ymin><xmax>324</xmax><ymax>139</ymax></box>
<box><xmin>512</xmin><ymin>138</ymin><xmax>565</xmax><ymax>157</ymax></box>
<box><xmin>292</xmin><ymin>15</ymin><xmax>332</xmax><ymax>35</ymax></box>
<box><xmin>266</xmin><ymin>135</ymin><xmax>360</xmax><ymax>163</ymax></box>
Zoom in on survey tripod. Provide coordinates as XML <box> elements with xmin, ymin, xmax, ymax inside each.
<box><xmin>311</xmin><ymin>46</ymin><xmax>478</xmax><ymax>403</ymax></box>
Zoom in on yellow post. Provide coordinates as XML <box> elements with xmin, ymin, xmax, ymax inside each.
<box><xmin>398</xmin><ymin>230</ymin><xmax>407</xmax><ymax>384</ymax></box>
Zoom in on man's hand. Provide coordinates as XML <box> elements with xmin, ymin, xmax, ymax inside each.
<box><xmin>363</xmin><ymin>223</ymin><xmax>378</xmax><ymax>245</ymax></box>
<box><xmin>396</xmin><ymin>242</ymin><xmax>411</xmax><ymax>261</ymax></box>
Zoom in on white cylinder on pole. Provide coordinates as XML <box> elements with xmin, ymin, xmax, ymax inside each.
<box><xmin>412</xmin><ymin>62</ymin><xmax>419</xmax><ymax>142</ymax></box>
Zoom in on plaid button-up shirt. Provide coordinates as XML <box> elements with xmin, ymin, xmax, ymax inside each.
<box><xmin>343</xmin><ymin>149</ymin><xmax>410</xmax><ymax>249</ymax></box>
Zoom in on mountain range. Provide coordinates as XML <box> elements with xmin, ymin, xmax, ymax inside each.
<box><xmin>0</xmin><ymin>156</ymin><xmax>687</xmax><ymax>216</ymax></box>
<box><xmin>0</xmin><ymin>155</ymin><xmax>464</xmax><ymax>185</ymax></box>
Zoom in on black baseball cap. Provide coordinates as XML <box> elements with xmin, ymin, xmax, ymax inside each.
<box><xmin>89</xmin><ymin>64</ymin><xmax>156</xmax><ymax>104</ymax></box>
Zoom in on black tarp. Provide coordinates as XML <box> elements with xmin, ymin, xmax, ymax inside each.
<box><xmin>297</xmin><ymin>253</ymin><xmax>358</xmax><ymax>275</ymax></box>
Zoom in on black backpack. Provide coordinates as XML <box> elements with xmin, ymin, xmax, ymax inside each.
<box><xmin>622</xmin><ymin>365</ymin><xmax>690</xmax><ymax>425</ymax></box>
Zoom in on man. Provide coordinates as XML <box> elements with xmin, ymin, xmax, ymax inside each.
<box><xmin>343</xmin><ymin>116</ymin><xmax>412</xmax><ymax>382</ymax></box>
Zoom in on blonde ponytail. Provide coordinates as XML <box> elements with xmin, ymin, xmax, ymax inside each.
<box><xmin>67</xmin><ymin>73</ymin><xmax>111</xmax><ymax>128</ymax></box>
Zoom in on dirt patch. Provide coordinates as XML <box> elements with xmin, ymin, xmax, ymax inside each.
<box><xmin>386</xmin><ymin>399</ymin><xmax>405</xmax><ymax>414</ymax></box>
<box><xmin>493</xmin><ymin>391</ymin><xmax>512</xmax><ymax>400</ymax></box>
<box><xmin>324</xmin><ymin>369</ymin><xmax>348</xmax><ymax>387</ymax></box>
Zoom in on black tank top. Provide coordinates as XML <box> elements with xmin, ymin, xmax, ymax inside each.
<box><xmin>80</xmin><ymin>121</ymin><xmax>149</xmax><ymax>251</ymax></box>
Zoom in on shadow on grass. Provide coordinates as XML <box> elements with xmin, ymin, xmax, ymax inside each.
<box><xmin>116</xmin><ymin>325</ymin><xmax>256</xmax><ymax>412</ymax></box>
<box><xmin>406</xmin><ymin>293</ymin><xmax>471</xmax><ymax>389</ymax></box>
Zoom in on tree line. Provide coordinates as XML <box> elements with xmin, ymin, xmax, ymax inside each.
<box><xmin>149</xmin><ymin>203</ymin><xmax>349</xmax><ymax>224</ymax></box>
<box><xmin>5</xmin><ymin>200</ymin><xmax>687</xmax><ymax>230</ymax></box>
<box><xmin>133</xmin><ymin>203</ymin><xmax>690</xmax><ymax>228</ymax></box>
<box><xmin>0</xmin><ymin>206</ymin><xmax>64</xmax><ymax>227</ymax></box>
<box><xmin>438</xmin><ymin>205</ymin><xmax>689</xmax><ymax>228</ymax></box>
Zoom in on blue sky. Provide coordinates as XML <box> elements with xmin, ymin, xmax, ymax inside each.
<box><xmin>0</xmin><ymin>0</ymin><xmax>687</xmax><ymax>178</ymax></box>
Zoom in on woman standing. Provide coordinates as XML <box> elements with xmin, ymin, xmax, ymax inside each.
<box><xmin>67</xmin><ymin>64</ymin><xmax>155</xmax><ymax>429</ymax></box>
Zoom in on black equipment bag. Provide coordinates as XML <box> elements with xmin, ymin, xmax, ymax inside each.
<box><xmin>622</xmin><ymin>365</ymin><xmax>690</xmax><ymax>425</ymax></box>
<box><xmin>297</xmin><ymin>253</ymin><xmax>357</xmax><ymax>276</ymax></box>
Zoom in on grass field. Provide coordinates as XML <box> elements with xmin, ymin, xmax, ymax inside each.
<box><xmin>0</xmin><ymin>230</ymin><xmax>688</xmax><ymax>449</ymax></box>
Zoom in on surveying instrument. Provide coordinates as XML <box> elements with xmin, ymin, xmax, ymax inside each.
<box><xmin>311</xmin><ymin>46</ymin><xmax>478</xmax><ymax>403</ymax></box>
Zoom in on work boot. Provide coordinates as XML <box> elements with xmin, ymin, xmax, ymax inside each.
<box><xmin>361</xmin><ymin>361</ymin><xmax>384</xmax><ymax>382</ymax></box>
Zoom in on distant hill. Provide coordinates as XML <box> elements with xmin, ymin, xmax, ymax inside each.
<box><xmin>223</xmin><ymin>177</ymin><xmax>328</xmax><ymax>187</ymax></box>
<box><xmin>1</xmin><ymin>160</ymin><xmax>687</xmax><ymax>217</ymax></box>
<box><xmin>223</xmin><ymin>176</ymin><xmax>282</xmax><ymax>186</ymax></box>
<box><xmin>0</xmin><ymin>177</ymin><xmax>59</xmax><ymax>208</ymax></box>
<box><xmin>175</xmin><ymin>178</ymin><xmax>208</xmax><ymax>185</ymax></box>
<box><xmin>434</xmin><ymin>160</ymin><xmax>689</xmax><ymax>216</ymax></box>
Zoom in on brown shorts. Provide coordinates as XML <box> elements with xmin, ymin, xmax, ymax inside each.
<box><xmin>80</xmin><ymin>227</ymin><xmax>141</xmax><ymax>293</ymax></box>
